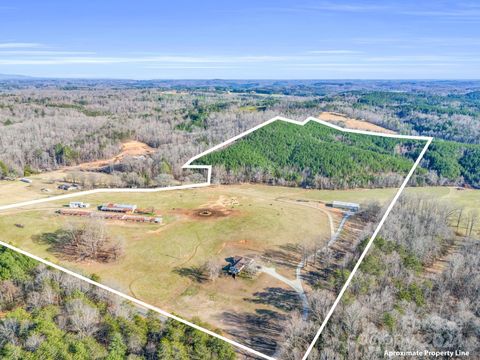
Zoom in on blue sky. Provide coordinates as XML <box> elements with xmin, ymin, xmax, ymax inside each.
<box><xmin>1</xmin><ymin>0</ymin><xmax>479</xmax><ymax>79</ymax></box>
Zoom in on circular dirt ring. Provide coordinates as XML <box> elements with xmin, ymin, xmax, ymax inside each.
<box><xmin>198</xmin><ymin>209</ymin><xmax>213</xmax><ymax>217</ymax></box>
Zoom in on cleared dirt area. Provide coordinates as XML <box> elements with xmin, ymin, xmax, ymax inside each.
<box><xmin>67</xmin><ymin>140</ymin><xmax>156</xmax><ymax>170</ymax></box>
<box><xmin>318</xmin><ymin>111</ymin><xmax>396</xmax><ymax>134</ymax></box>
<box><xmin>0</xmin><ymin>140</ymin><xmax>157</xmax><ymax>205</ymax></box>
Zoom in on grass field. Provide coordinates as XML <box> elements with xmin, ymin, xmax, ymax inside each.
<box><xmin>405</xmin><ymin>186</ymin><xmax>480</xmax><ymax>212</ymax></box>
<box><xmin>0</xmin><ymin>169</ymin><xmax>114</xmax><ymax>205</ymax></box>
<box><xmin>0</xmin><ymin>183</ymin><xmax>478</xmax><ymax>353</ymax></box>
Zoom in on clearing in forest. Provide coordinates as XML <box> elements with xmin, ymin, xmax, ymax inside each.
<box><xmin>66</xmin><ymin>140</ymin><xmax>156</xmax><ymax>170</ymax></box>
<box><xmin>318</xmin><ymin>111</ymin><xmax>396</xmax><ymax>134</ymax></box>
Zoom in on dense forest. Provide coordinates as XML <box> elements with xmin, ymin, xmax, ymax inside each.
<box><xmin>321</xmin><ymin>90</ymin><xmax>480</xmax><ymax>144</ymax></box>
<box><xmin>1</xmin><ymin>80</ymin><xmax>480</xmax><ymax>188</ymax></box>
<box><xmin>0</xmin><ymin>87</ymin><xmax>321</xmax><ymax>187</ymax></box>
<box><xmin>0</xmin><ymin>247</ymin><xmax>236</xmax><ymax>360</ymax></box>
<box><xmin>194</xmin><ymin>120</ymin><xmax>424</xmax><ymax>189</ymax></box>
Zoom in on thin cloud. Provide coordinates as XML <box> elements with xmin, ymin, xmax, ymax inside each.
<box><xmin>0</xmin><ymin>42</ymin><xmax>43</xmax><ymax>49</ymax></box>
<box><xmin>268</xmin><ymin>2</ymin><xmax>391</xmax><ymax>13</ymax></box>
<box><xmin>267</xmin><ymin>1</ymin><xmax>480</xmax><ymax>20</ymax></box>
<box><xmin>0</xmin><ymin>50</ymin><xmax>96</xmax><ymax>55</ymax></box>
<box><xmin>365</xmin><ymin>55</ymin><xmax>480</xmax><ymax>62</ymax></box>
<box><xmin>145</xmin><ymin>65</ymin><xmax>239</xmax><ymax>69</ymax></box>
<box><xmin>305</xmin><ymin>2</ymin><xmax>390</xmax><ymax>12</ymax></box>
<box><xmin>0</xmin><ymin>54</ymin><xmax>303</xmax><ymax>65</ymax></box>
<box><xmin>308</xmin><ymin>50</ymin><xmax>362</xmax><ymax>54</ymax></box>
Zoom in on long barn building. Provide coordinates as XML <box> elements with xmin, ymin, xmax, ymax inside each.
<box><xmin>331</xmin><ymin>201</ymin><xmax>360</xmax><ymax>212</ymax></box>
<box><xmin>99</xmin><ymin>203</ymin><xmax>137</xmax><ymax>213</ymax></box>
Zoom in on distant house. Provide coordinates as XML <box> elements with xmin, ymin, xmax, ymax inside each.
<box><xmin>69</xmin><ymin>201</ymin><xmax>90</xmax><ymax>208</ymax></box>
<box><xmin>58</xmin><ymin>183</ymin><xmax>81</xmax><ymax>191</ymax></box>
<box><xmin>331</xmin><ymin>200</ymin><xmax>360</xmax><ymax>212</ymax></box>
<box><xmin>20</xmin><ymin>178</ymin><xmax>32</xmax><ymax>184</ymax></box>
<box><xmin>99</xmin><ymin>203</ymin><xmax>137</xmax><ymax>213</ymax></box>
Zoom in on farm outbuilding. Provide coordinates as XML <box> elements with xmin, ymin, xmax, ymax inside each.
<box><xmin>331</xmin><ymin>200</ymin><xmax>360</xmax><ymax>212</ymax></box>
<box><xmin>69</xmin><ymin>201</ymin><xmax>90</xmax><ymax>208</ymax></box>
<box><xmin>58</xmin><ymin>184</ymin><xmax>81</xmax><ymax>191</ymax></box>
<box><xmin>99</xmin><ymin>203</ymin><xmax>137</xmax><ymax>213</ymax></box>
<box><xmin>58</xmin><ymin>208</ymin><xmax>162</xmax><ymax>224</ymax></box>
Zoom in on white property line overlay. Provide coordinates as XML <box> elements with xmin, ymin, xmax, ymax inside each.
<box><xmin>0</xmin><ymin>116</ymin><xmax>433</xmax><ymax>360</ymax></box>
<box><xmin>301</xmin><ymin>136</ymin><xmax>433</xmax><ymax>360</ymax></box>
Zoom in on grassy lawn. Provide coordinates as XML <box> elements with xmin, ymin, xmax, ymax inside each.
<box><xmin>405</xmin><ymin>186</ymin><xmax>480</xmax><ymax>211</ymax></box>
<box><xmin>1</xmin><ymin>183</ymin><xmax>477</xmax><ymax>348</ymax></box>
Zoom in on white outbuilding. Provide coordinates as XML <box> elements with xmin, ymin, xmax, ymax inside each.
<box><xmin>69</xmin><ymin>201</ymin><xmax>90</xmax><ymax>208</ymax></box>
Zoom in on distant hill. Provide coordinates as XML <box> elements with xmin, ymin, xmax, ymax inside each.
<box><xmin>194</xmin><ymin>120</ymin><xmax>426</xmax><ymax>189</ymax></box>
<box><xmin>0</xmin><ymin>73</ymin><xmax>34</xmax><ymax>80</ymax></box>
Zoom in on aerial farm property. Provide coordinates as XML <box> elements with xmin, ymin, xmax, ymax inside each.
<box><xmin>0</xmin><ymin>183</ymin><xmax>387</xmax><ymax>354</ymax></box>
<box><xmin>0</xmin><ymin>118</ymin><xmax>429</xmax><ymax>355</ymax></box>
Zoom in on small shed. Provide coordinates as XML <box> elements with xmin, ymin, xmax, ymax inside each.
<box><xmin>69</xmin><ymin>201</ymin><xmax>90</xmax><ymax>208</ymax></box>
<box><xmin>58</xmin><ymin>184</ymin><xmax>81</xmax><ymax>191</ymax></box>
<box><xmin>20</xmin><ymin>178</ymin><xmax>32</xmax><ymax>184</ymax></box>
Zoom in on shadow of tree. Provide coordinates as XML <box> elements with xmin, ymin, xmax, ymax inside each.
<box><xmin>302</xmin><ymin>265</ymin><xmax>334</xmax><ymax>288</ymax></box>
<box><xmin>261</xmin><ymin>243</ymin><xmax>302</xmax><ymax>269</ymax></box>
<box><xmin>220</xmin><ymin>308</ymin><xmax>287</xmax><ymax>356</ymax></box>
<box><xmin>173</xmin><ymin>266</ymin><xmax>208</xmax><ymax>283</ymax></box>
<box><xmin>245</xmin><ymin>287</ymin><xmax>301</xmax><ymax>312</ymax></box>
<box><xmin>32</xmin><ymin>229</ymin><xmax>68</xmax><ymax>257</ymax></box>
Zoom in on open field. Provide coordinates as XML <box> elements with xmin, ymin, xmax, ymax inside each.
<box><xmin>406</xmin><ymin>186</ymin><xmax>480</xmax><ymax>235</ymax></box>
<box><xmin>1</xmin><ymin>183</ymin><xmax>478</xmax><ymax>354</ymax></box>
<box><xmin>405</xmin><ymin>186</ymin><xmax>480</xmax><ymax>212</ymax></box>
<box><xmin>0</xmin><ymin>183</ymin><xmax>387</xmax><ymax>354</ymax></box>
<box><xmin>0</xmin><ymin>140</ymin><xmax>159</xmax><ymax>205</ymax></box>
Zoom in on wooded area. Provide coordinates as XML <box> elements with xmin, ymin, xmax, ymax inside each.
<box><xmin>1</xmin><ymin>80</ymin><xmax>480</xmax><ymax>358</ymax></box>
<box><xmin>0</xmin><ymin>247</ymin><xmax>236</xmax><ymax>359</ymax></box>
<box><xmin>1</xmin><ymin>81</ymin><xmax>479</xmax><ymax>188</ymax></box>
<box><xmin>195</xmin><ymin>120</ymin><xmax>423</xmax><ymax>189</ymax></box>
<box><xmin>277</xmin><ymin>193</ymin><xmax>479</xmax><ymax>359</ymax></box>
